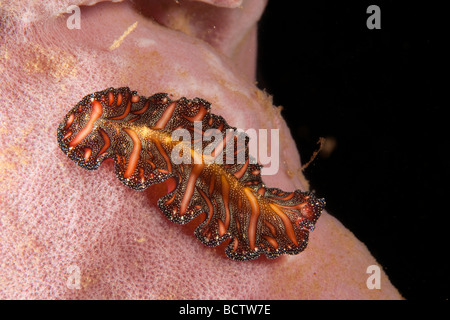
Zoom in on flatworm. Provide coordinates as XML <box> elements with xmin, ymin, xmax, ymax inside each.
<box><xmin>57</xmin><ymin>87</ymin><xmax>325</xmax><ymax>261</ymax></box>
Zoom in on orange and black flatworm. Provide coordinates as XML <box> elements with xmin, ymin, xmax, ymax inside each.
<box><xmin>57</xmin><ymin>87</ymin><xmax>325</xmax><ymax>261</ymax></box>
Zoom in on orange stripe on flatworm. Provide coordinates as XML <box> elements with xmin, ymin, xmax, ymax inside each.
<box><xmin>263</xmin><ymin>235</ymin><xmax>279</xmax><ymax>249</ymax></box>
<box><xmin>84</xmin><ymin>148</ymin><xmax>92</xmax><ymax>162</ymax></box>
<box><xmin>221</xmin><ymin>175</ymin><xmax>231</xmax><ymax>232</ymax></box>
<box><xmin>164</xmin><ymin>193</ymin><xmax>176</xmax><ymax>205</ymax></box>
<box><xmin>116</xmin><ymin>92</ymin><xmax>123</xmax><ymax>106</ymax></box>
<box><xmin>258</xmin><ymin>187</ymin><xmax>266</xmax><ymax>195</ymax></box>
<box><xmin>132</xmin><ymin>100</ymin><xmax>149</xmax><ymax>115</ymax></box>
<box><xmin>234</xmin><ymin>216</ymin><xmax>242</xmax><ymax>250</ymax></box>
<box><xmin>218</xmin><ymin>220</ymin><xmax>226</xmax><ymax>237</ymax></box>
<box><xmin>131</xmin><ymin>95</ymin><xmax>140</xmax><ymax>103</ymax></box>
<box><xmin>65</xmin><ymin>113</ymin><xmax>75</xmax><ymax>129</ymax></box>
<box><xmin>153</xmin><ymin>102</ymin><xmax>176</xmax><ymax>129</ymax></box>
<box><xmin>277</xmin><ymin>202</ymin><xmax>308</xmax><ymax>211</ymax></box>
<box><xmin>208</xmin><ymin>175</ymin><xmax>215</xmax><ymax>195</ymax></box>
<box><xmin>110</xmin><ymin>100</ymin><xmax>131</xmax><ymax>120</ymax></box>
<box><xmin>235</xmin><ymin>216</ymin><xmax>241</xmax><ymax>233</ymax></box>
<box><xmin>212</xmin><ymin>198</ymin><xmax>218</xmax><ymax>208</ymax></box>
<box><xmin>273</xmin><ymin>192</ymin><xmax>295</xmax><ymax>201</ymax></box>
<box><xmin>244</xmin><ymin>187</ymin><xmax>260</xmax><ymax>250</ymax></box>
<box><xmin>127</xmin><ymin>116</ymin><xmax>140</xmax><ymax>123</ymax></box>
<box><xmin>264</xmin><ymin>220</ymin><xmax>277</xmax><ymax>236</ymax></box>
<box><xmin>179</xmin><ymin>163</ymin><xmax>204</xmax><ymax>215</ymax></box>
<box><xmin>146</xmin><ymin>160</ymin><xmax>156</xmax><ymax>170</ymax></box>
<box><xmin>269</xmin><ymin>203</ymin><xmax>299</xmax><ymax>247</ymax></box>
<box><xmin>98</xmin><ymin>129</ymin><xmax>111</xmax><ymax>156</ymax></box>
<box><xmin>198</xmin><ymin>188</ymin><xmax>214</xmax><ymax>228</ymax></box>
<box><xmin>179</xmin><ymin>163</ymin><xmax>185</xmax><ymax>175</ymax></box>
<box><xmin>108</xmin><ymin>92</ymin><xmax>114</xmax><ymax>106</ymax></box>
<box><xmin>122</xmin><ymin>128</ymin><xmax>142</xmax><ymax>179</ymax></box>
<box><xmin>233</xmin><ymin>238</ymin><xmax>239</xmax><ymax>251</ymax></box>
<box><xmin>139</xmin><ymin>167</ymin><xmax>145</xmax><ymax>183</ymax></box>
<box><xmin>183</xmin><ymin>105</ymin><xmax>208</xmax><ymax>122</ymax></box>
<box><xmin>279</xmin><ymin>208</ymin><xmax>299</xmax><ymax>216</ymax></box>
<box><xmin>153</xmin><ymin>139</ymin><xmax>172</xmax><ymax>173</ymax></box>
<box><xmin>63</xmin><ymin>131</ymin><xmax>72</xmax><ymax>140</ymax></box>
<box><xmin>69</xmin><ymin>100</ymin><xmax>103</xmax><ymax>148</ymax></box>
<box><xmin>233</xmin><ymin>158</ymin><xmax>249</xmax><ymax>179</ymax></box>
<box><xmin>145</xmin><ymin>149</ymin><xmax>154</xmax><ymax>159</ymax></box>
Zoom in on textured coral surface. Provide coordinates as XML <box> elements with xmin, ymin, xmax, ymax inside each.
<box><xmin>0</xmin><ymin>0</ymin><xmax>402</xmax><ymax>299</ymax></box>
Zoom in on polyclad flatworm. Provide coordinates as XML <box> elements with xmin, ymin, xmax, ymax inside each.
<box><xmin>57</xmin><ymin>87</ymin><xmax>325</xmax><ymax>261</ymax></box>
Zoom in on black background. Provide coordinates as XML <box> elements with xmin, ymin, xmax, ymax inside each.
<box><xmin>257</xmin><ymin>1</ymin><xmax>447</xmax><ymax>300</ymax></box>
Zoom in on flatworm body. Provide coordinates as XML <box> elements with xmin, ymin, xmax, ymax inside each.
<box><xmin>57</xmin><ymin>87</ymin><xmax>325</xmax><ymax>261</ymax></box>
